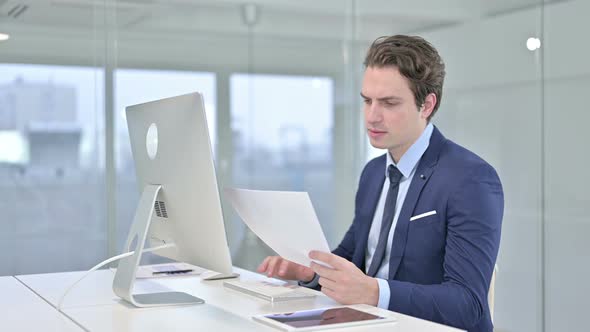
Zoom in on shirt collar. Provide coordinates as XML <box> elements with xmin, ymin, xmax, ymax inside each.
<box><xmin>386</xmin><ymin>123</ymin><xmax>434</xmax><ymax>179</ymax></box>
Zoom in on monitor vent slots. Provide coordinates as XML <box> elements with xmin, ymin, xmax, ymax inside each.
<box><xmin>154</xmin><ymin>201</ymin><xmax>168</xmax><ymax>218</ymax></box>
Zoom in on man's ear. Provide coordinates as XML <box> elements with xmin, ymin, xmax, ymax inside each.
<box><xmin>420</xmin><ymin>93</ymin><xmax>437</xmax><ymax>120</ymax></box>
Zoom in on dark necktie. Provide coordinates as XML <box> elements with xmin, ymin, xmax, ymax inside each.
<box><xmin>367</xmin><ymin>164</ymin><xmax>403</xmax><ymax>277</ymax></box>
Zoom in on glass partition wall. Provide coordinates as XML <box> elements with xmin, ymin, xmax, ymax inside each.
<box><xmin>0</xmin><ymin>1</ymin><xmax>106</xmax><ymax>275</ymax></box>
<box><xmin>1</xmin><ymin>1</ymin><xmax>587</xmax><ymax>331</ymax></box>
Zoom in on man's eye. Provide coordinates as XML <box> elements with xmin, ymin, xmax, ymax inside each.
<box><xmin>363</xmin><ymin>99</ymin><xmax>371</xmax><ymax>104</ymax></box>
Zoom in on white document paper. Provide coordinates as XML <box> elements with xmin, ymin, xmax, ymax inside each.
<box><xmin>224</xmin><ymin>188</ymin><xmax>331</xmax><ymax>268</ymax></box>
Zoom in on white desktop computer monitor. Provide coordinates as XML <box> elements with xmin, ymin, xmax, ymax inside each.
<box><xmin>113</xmin><ymin>92</ymin><xmax>235</xmax><ymax>307</ymax></box>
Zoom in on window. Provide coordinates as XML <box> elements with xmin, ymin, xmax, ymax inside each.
<box><xmin>229</xmin><ymin>73</ymin><xmax>334</xmax><ymax>269</ymax></box>
<box><xmin>0</xmin><ymin>64</ymin><xmax>104</xmax><ymax>275</ymax></box>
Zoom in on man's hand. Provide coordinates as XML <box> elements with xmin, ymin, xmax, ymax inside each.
<box><xmin>257</xmin><ymin>256</ymin><xmax>315</xmax><ymax>282</ymax></box>
<box><xmin>309</xmin><ymin>251</ymin><xmax>379</xmax><ymax>306</ymax></box>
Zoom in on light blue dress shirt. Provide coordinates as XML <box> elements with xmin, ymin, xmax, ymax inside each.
<box><xmin>370</xmin><ymin>123</ymin><xmax>433</xmax><ymax>309</ymax></box>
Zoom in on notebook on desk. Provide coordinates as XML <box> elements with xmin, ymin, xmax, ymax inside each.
<box><xmin>223</xmin><ymin>279</ymin><xmax>317</xmax><ymax>302</ymax></box>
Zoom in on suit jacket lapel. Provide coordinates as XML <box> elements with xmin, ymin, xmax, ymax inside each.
<box><xmin>353</xmin><ymin>158</ymin><xmax>386</xmax><ymax>270</ymax></box>
<box><xmin>388</xmin><ymin>126</ymin><xmax>446</xmax><ymax>279</ymax></box>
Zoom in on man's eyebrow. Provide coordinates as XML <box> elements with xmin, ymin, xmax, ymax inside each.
<box><xmin>360</xmin><ymin>92</ymin><xmax>403</xmax><ymax>101</ymax></box>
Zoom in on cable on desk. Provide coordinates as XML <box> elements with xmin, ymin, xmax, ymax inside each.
<box><xmin>56</xmin><ymin>243</ymin><xmax>176</xmax><ymax>311</ymax></box>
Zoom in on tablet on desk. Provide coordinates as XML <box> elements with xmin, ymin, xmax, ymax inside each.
<box><xmin>253</xmin><ymin>305</ymin><xmax>396</xmax><ymax>331</ymax></box>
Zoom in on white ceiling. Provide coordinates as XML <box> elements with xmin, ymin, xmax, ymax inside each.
<box><xmin>0</xmin><ymin>0</ymin><xmax>555</xmax><ymax>42</ymax></box>
<box><xmin>0</xmin><ymin>0</ymin><xmax>565</xmax><ymax>76</ymax></box>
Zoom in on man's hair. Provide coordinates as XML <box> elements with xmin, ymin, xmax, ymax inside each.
<box><xmin>364</xmin><ymin>35</ymin><xmax>445</xmax><ymax>121</ymax></box>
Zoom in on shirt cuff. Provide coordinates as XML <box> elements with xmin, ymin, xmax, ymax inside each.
<box><xmin>376</xmin><ymin>278</ymin><xmax>391</xmax><ymax>309</ymax></box>
<box><xmin>298</xmin><ymin>273</ymin><xmax>320</xmax><ymax>288</ymax></box>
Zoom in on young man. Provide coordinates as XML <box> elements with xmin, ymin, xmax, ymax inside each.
<box><xmin>258</xmin><ymin>35</ymin><xmax>503</xmax><ymax>332</ymax></box>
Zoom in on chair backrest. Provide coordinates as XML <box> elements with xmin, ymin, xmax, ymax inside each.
<box><xmin>488</xmin><ymin>264</ymin><xmax>498</xmax><ymax>323</ymax></box>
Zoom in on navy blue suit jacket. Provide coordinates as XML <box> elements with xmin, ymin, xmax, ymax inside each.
<box><xmin>332</xmin><ymin>126</ymin><xmax>503</xmax><ymax>332</ymax></box>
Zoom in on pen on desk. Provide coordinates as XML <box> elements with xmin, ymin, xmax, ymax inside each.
<box><xmin>153</xmin><ymin>269</ymin><xmax>193</xmax><ymax>275</ymax></box>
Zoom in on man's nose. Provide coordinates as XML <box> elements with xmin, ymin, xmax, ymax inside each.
<box><xmin>366</xmin><ymin>105</ymin><xmax>382</xmax><ymax>123</ymax></box>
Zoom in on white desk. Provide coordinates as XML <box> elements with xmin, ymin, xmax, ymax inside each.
<box><xmin>16</xmin><ymin>267</ymin><xmax>463</xmax><ymax>332</ymax></box>
<box><xmin>0</xmin><ymin>276</ymin><xmax>82</xmax><ymax>332</ymax></box>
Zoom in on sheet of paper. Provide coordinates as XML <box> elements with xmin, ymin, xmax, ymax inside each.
<box><xmin>224</xmin><ymin>188</ymin><xmax>331</xmax><ymax>268</ymax></box>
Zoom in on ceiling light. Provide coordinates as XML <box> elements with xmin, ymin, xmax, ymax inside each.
<box><xmin>0</xmin><ymin>33</ymin><xmax>10</xmax><ymax>41</ymax></box>
<box><xmin>526</xmin><ymin>37</ymin><xmax>541</xmax><ymax>51</ymax></box>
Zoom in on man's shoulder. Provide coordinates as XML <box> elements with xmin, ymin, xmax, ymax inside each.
<box><xmin>438</xmin><ymin>138</ymin><xmax>499</xmax><ymax>180</ymax></box>
<box><xmin>356</xmin><ymin>153</ymin><xmax>386</xmax><ymax>185</ymax></box>
<box><xmin>365</xmin><ymin>153</ymin><xmax>386</xmax><ymax>170</ymax></box>
<box><xmin>361</xmin><ymin>153</ymin><xmax>386</xmax><ymax>175</ymax></box>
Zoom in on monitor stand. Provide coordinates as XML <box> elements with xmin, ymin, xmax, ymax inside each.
<box><xmin>112</xmin><ymin>184</ymin><xmax>205</xmax><ymax>307</ymax></box>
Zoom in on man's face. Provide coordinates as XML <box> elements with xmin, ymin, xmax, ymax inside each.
<box><xmin>361</xmin><ymin>66</ymin><xmax>430</xmax><ymax>159</ymax></box>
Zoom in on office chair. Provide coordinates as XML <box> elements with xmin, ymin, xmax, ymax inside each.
<box><xmin>488</xmin><ymin>264</ymin><xmax>498</xmax><ymax>323</ymax></box>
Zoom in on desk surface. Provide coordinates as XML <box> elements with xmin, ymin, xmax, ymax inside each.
<box><xmin>16</xmin><ymin>267</ymin><xmax>463</xmax><ymax>332</ymax></box>
<box><xmin>0</xmin><ymin>276</ymin><xmax>82</xmax><ymax>332</ymax></box>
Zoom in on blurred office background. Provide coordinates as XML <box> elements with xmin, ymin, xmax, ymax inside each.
<box><xmin>0</xmin><ymin>0</ymin><xmax>587</xmax><ymax>331</ymax></box>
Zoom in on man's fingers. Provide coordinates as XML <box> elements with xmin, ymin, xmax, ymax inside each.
<box><xmin>257</xmin><ymin>256</ymin><xmax>270</xmax><ymax>273</ymax></box>
<box><xmin>258</xmin><ymin>256</ymin><xmax>316</xmax><ymax>281</ymax></box>
<box><xmin>278</xmin><ymin>259</ymin><xmax>290</xmax><ymax>276</ymax></box>
<box><xmin>266</xmin><ymin>257</ymin><xmax>280</xmax><ymax>277</ymax></box>
<box><xmin>309</xmin><ymin>250</ymin><xmax>331</xmax><ymax>262</ymax></box>
<box><xmin>318</xmin><ymin>276</ymin><xmax>338</xmax><ymax>291</ymax></box>
<box><xmin>309</xmin><ymin>251</ymin><xmax>347</xmax><ymax>269</ymax></box>
<box><xmin>310</xmin><ymin>262</ymin><xmax>337</xmax><ymax>280</ymax></box>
